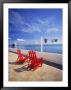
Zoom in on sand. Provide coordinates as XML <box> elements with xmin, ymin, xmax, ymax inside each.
<box><xmin>8</xmin><ymin>48</ymin><xmax>62</xmax><ymax>81</ymax></box>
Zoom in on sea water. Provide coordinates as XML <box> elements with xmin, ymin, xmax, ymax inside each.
<box><xmin>10</xmin><ymin>44</ymin><xmax>62</xmax><ymax>54</ymax></box>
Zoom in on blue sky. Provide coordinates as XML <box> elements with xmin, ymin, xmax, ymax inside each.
<box><xmin>9</xmin><ymin>9</ymin><xmax>62</xmax><ymax>44</ymax></box>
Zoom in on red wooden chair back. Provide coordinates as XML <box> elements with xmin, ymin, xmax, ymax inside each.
<box><xmin>16</xmin><ymin>49</ymin><xmax>28</xmax><ymax>64</ymax></box>
<box><xmin>28</xmin><ymin>51</ymin><xmax>33</xmax><ymax>59</ymax></box>
<box><xmin>28</xmin><ymin>50</ymin><xmax>43</xmax><ymax>70</ymax></box>
<box><xmin>28</xmin><ymin>51</ymin><xmax>37</xmax><ymax>65</ymax></box>
<box><xmin>17</xmin><ymin>49</ymin><xmax>23</xmax><ymax>59</ymax></box>
<box><xmin>17</xmin><ymin>49</ymin><xmax>21</xmax><ymax>54</ymax></box>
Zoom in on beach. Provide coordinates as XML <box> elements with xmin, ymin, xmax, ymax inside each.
<box><xmin>8</xmin><ymin>48</ymin><xmax>62</xmax><ymax>81</ymax></box>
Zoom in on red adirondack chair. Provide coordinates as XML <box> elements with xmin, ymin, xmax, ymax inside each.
<box><xmin>27</xmin><ymin>50</ymin><xmax>43</xmax><ymax>71</ymax></box>
<box><xmin>16</xmin><ymin>49</ymin><xmax>28</xmax><ymax>64</ymax></box>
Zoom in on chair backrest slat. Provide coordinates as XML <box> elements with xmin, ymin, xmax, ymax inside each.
<box><xmin>17</xmin><ymin>49</ymin><xmax>23</xmax><ymax>59</ymax></box>
<box><xmin>28</xmin><ymin>50</ymin><xmax>37</xmax><ymax>64</ymax></box>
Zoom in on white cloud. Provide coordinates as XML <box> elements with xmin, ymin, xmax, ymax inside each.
<box><xmin>36</xmin><ymin>18</ymin><xmax>49</xmax><ymax>25</ymax></box>
<box><xmin>22</xmin><ymin>23</ymin><xmax>41</xmax><ymax>33</ymax></box>
<box><xmin>10</xmin><ymin>11</ymin><xmax>25</xmax><ymax>29</ymax></box>
<box><xmin>10</xmin><ymin>11</ymin><xmax>58</xmax><ymax>34</ymax></box>
<box><xmin>10</xmin><ymin>11</ymin><xmax>41</xmax><ymax>33</ymax></box>
<box><xmin>16</xmin><ymin>39</ymin><xmax>25</xmax><ymax>41</ymax></box>
<box><xmin>23</xmin><ymin>27</ymin><xmax>41</xmax><ymax>33</ymax></box>
<box><xmin>25</xmin><ymin>17</ymin><xmax>57</xmax><ymax>33</ymax></box>
<box><xmin>47</xmin><ymin>28</ymin><xmax>59</xmax><ymax>32</ymax></box>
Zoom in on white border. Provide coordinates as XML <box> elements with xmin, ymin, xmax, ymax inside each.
<box><xmin>3</xmin><ymin>3</ymin><xmax>68</xmax><ymax>87</ymax></box>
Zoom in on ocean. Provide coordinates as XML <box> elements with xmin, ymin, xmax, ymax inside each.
<box><xmin>9</xmin><ymin>44</ymin><xmax>62</xmax><ymax>54</ymax></box>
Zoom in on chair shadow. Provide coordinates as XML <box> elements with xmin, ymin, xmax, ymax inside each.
<box><xmin>14</xmin><ymin>66</ymin><xmax>31</xmax><ymax>72</ymax></box>
<box><xmin>9</xmin><ymin>61</ymin><xmax>32</xmax><ymax>72</ymax></box>
<box><xmin>9</xmin><ymin>61</ymin><xmax>23</xmax><ymax>65</ymax></box>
